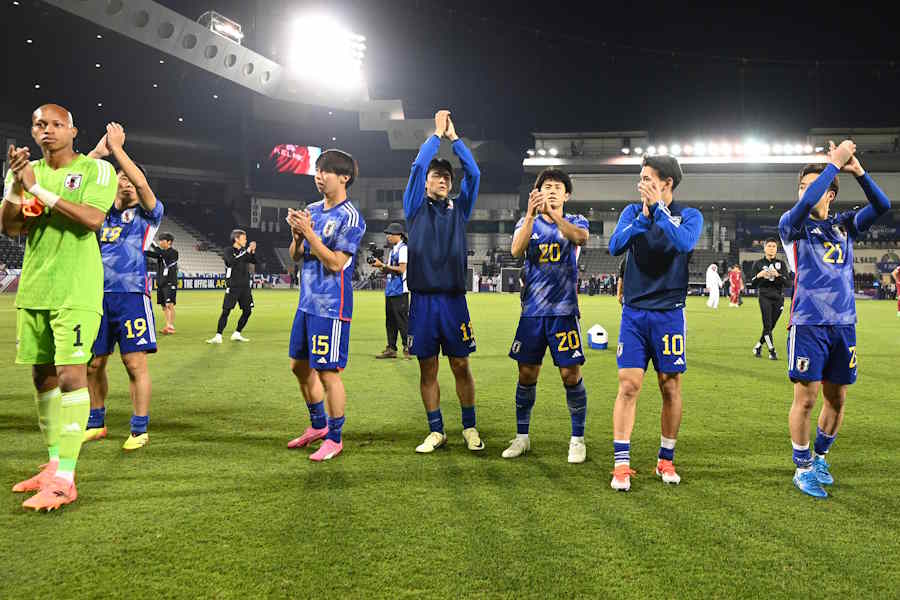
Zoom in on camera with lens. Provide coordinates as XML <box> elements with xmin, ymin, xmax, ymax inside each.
<box><xmin>366</xmin><ymin>241</ymin><xmax>385</xmax><ymax>265</ymax></box>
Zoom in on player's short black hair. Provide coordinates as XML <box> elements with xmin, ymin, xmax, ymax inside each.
<box><xmin>315</xmin><ymin>149</ymin><xmax>358</xmax><ymax>188</ymax></box>
<box><xmin>798</xmin><ymin>164</ymin><xmax>839</xmax><ymax>197</ymax></box>
<box><xmin>763</xmin><ymin>237</ymin><xmax>779</xmax><ymax>246</ymax></box>
<box><xmin>642</xmin><ymin>155</ymin><xmax>683</xmax><ymax>190</ymax></box>
<box><xmin>534</xmin><ymin>168</ymin><xmax>572</xmax><ymax>194</ymax></box>
<box><xmin>427</xmin><ymin>158</ymin><xmax>454</xmax><ymax>182</ymax></box>
<box><xmin>158</xmin><ymin>232</ymin><xmax>174</xmax><ymax>242</ymax></box>
<box><xmin>231</xmin><ymin>229</ymin><xmax>247</xmax><ymax>242</ymax></box>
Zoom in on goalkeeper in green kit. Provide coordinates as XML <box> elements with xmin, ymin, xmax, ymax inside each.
<box><xmin>1</xmin><ymin>104</ymin><xmax>116</xmax><ymax>511</ymax></box>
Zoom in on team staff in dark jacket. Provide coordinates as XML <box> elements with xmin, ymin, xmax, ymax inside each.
<box><xmin>146</xmin><ymin>232</ymin><xmax>178</xmax><ymax>334</ymax></box>
<box><xmin>748</xmin><ymin>237</ymin><xmax>791</xmax><ymax>360</ymax></box>
<box><xmin>404</xmin><ymin>110</ymin><xmax>483</xmax><ymax>454</ymax></box>
<box><xmin>207</xmin><ymin>229</ymin><xmax>256</xmax><ymax>344</ymax></box>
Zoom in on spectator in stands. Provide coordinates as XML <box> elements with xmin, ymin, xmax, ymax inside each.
<box><xmin>0</xmin><ymin>261</ymin><xmax>6</xmax><ymax>276</ymax></box>
<box><xmin>373</xmin><ymin>222</ymin><xmax>410</xmax><ymax>359</ymax></box>
<box><xmin>706</xmin><ymin>263</ymin><xmax>723</xmax><ymax>308</ymax></box>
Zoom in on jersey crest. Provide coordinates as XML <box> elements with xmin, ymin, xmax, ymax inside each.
<box><xmin>64</xmin><ymin>173</ymin><xmax>83</xmax><ymax>191</ymax></box>
<box><xmin>322</xmin><ymin>220</ymin><xmax>337</xmax><ymax>238</ymax></box>
<box><xmin>121</xmin><ymin>208</ymin><xmax>136</xmax><ymax>223</ymax></box>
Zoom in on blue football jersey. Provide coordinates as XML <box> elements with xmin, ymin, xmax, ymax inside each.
<box><xmin>299</xmin><ymin>199</ymin><xmax>366</xmax><ymax>320</ymax></box>
<box><xmin>780</xmin><ymin>211</ymin><xmax>859</xmax><ymax>325</ymax></box>
<box><xmin>517</xmin><ymin>213</ymin><xmax>588</xmax><ymax>317</ymax></box>
<box><xmin>99</xmin><ymin>200</ymin><xmax>164</xmax><ymax>295</ymax></box>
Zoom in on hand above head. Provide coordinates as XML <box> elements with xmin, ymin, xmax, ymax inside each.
<box><xmin>105</xmin><ymin>122</ymin><xmax>126</xmax><ymax>151</ymax></box>
<box><xmin>827</xmin><ymin>139</ymin><xmax>856</xmax><ymax>170</ymax></box>
<box><xmin>445</xmin><ymin>116</ymin><xmax>459</xmax><ymax>142</ymax></box>
<box><xmin>434</xmin><ymin>110</ymin><xmax>450</xmax><ymax>138</ymax></box>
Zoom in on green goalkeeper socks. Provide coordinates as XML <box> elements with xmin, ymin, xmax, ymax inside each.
<box><xmin>57</xmin><ymin>388</ymin><xmax>90</xmax><ymax>479</ymax></box>
<box><xmin>35</xmin><ymin>387</ymin><xmax>62</xmax><ymax>463</ymax></box>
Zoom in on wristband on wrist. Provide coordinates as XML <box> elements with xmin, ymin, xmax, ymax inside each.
<box><xmin>28</xmin><ymin>183</ymin><xmax>59</xmax><ymax>208</ymax></box>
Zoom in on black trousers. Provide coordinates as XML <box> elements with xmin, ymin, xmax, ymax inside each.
<box><xmin>758</xmin><ymin>294</ymin><xmax>784</xmax><ymax>348</ymax></box>
<box><xmin>217</xmin><ymin>288</ymin><xmax>254</xmax><ymax>334</ymax></box>
<box><xmin>385</xmin><ymin>293</ymin><xmax>409</xmax><ymax>350</ymax></box>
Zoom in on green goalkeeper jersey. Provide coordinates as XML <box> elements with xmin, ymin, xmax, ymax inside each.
<box><xmin>6</xmin><ymin>154</ymin><xmax>116</xmax><ymax>314</ymax></box>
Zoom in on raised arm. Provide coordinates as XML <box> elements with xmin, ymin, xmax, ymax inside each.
<box><xmin>652</xmin><ymin>204</ymin><xmax>703</xmax><ymax>253</ymax></box>
<box><xmin>850</xmin><ymin>172</ymin><xmax>891</xmax><ymax>234</ymax></box>
<box><xmin>104</xmin><ymin>123</ymin><xmax>159</xmax><ymax>214</ymax></box>
<box><xmin>447</xmin><ymin>117</ymin><xmax>480</xmax><ymax>220</ymax></box>
<box><xmin>608</xmin><ymin>204</ymin><xmax>652</xmax><ymax>256</ymax></box>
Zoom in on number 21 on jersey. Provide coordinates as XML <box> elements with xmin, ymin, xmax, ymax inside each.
<box><xmin>822</xmin><ymin>241</ymin><xmax>845</xmax><ymax>264</ymax></box>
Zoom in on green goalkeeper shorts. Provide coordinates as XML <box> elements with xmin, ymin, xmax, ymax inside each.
<box><xmin>16</xmin><ymin>308</ymin><xmax>101</xmax><ymax>366</ymax></box>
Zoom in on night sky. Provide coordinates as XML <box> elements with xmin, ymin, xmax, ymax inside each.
<box><xmin>3</xmin><ymin>0</ymin><xmax>899</xmax><ymax>153</ymax></box>
<box><xmin>176</xmin><ymin>0</ymin><xmax>900</xmax><ymax>147</ymax></box>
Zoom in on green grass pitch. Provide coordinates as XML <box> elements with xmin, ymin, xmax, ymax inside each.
<box><xmin>1</xmin><ymin>290</ymin><xmax>899</xmax><ymax>598</ymax></box>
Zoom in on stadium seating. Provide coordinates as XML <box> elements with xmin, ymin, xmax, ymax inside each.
<box><xmin>0</xmin><ymin>236</ymin><xmax>25</xmax><ymax>269</ymax></box>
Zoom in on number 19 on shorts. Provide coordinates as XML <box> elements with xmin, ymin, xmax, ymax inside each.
<box><xmin>662</xmin><ymin>334</ymin><xmax>684</xmax><ymax>355</ymax></box>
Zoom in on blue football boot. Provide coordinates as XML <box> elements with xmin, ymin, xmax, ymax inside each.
<box><xmin>793</xmin><ymin>469</ymin><xmax>828</xmax><ymax>498</ymax></box>
<box><xmin>813</xmin><ymin>455</ymin><xmax>834</xmax><ymax>486</ymax></box>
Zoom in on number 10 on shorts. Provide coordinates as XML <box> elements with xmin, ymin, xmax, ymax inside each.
<box><xmin>662</xmin><ymin>334</ymin><xmax>684</xmax><ymax>355</ymax></box>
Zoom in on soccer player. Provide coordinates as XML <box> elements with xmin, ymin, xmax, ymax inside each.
<box><xmin>607</xmin><ymin>154</ymin><xmax>703</xmax><ymax>491</ymax></box>
<box><xmin>207</xmin><ymin>230</ymin><xmax>256</xmax><ymax>343</ymax></box>
<box><xmin>503</xmin><ymin>168</ymin><xmax>589</xmax><ymax>463</ymax></box>
<box><xmin>146</xmin><ymin>233</ymin><xmax>178</xmax><ymax>334</ymax></box>
<box><xmin>83</xmin><ymin>122</ymin><xmax>162</xmax><ymax>450</ymax></box>
<box><xmin>372</xmin><ymin>222</ymin><xmax>410</xmax><ymax>359</ymax></box>
<box><xmin>1</xmin><ymin>104</ymin><xmax>116</xmax><ymax>510</ymax></box>
<box><xmin>705</xmin><ymin>263</ymin><xmax>723</xmax><ymax>308</ymax></box>
<box><xmin>749</xmin><ymin>238</ymin><xmax>790</xmax><ymax>359</ymax></box>
<box><xmin>285</xmin><ymin>149</ymin><xmax>365</xmax><ymax>461</ymax></box>
<box><xmin>727</xmin><ymin>264</ymin><xmax>744</xmax><ymax>307</ymax></box>
<box><xmin>892</xmin><ymin>265</ymin><xmax>900</xmax><ymax>317</ymax></box>
<box><xmin>404</xmin><ymin>110</ymin><xmax>483</xmax><ymax>454</ymax></box>
<box><xmin>781</xmin><ymin>140</ymin><xmax>891</xmax><ymax>498</ymax></box>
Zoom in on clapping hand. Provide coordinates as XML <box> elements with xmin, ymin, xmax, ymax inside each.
<box><xmin>526</xmin><ymin>189</ymin><xmax>545</xmax><ymax>217</ymax></box>
<box><xmin>434</xmin><ymin>110</ymin><xmax>450</xmax><ymax>138</ymax></box>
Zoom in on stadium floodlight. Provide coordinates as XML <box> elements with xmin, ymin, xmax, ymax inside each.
<box><xmin>287</xmin><ymin>15</ymin><xmax>367</xmax><ymax>90</ymax></box>
<box><xmin>526</xmin><ymin>149</ymin><xmax>535</xmax><ymax>156</ymax></box>
<box><xmin>549</xmin><ymin>147</ymin><xmax>559</xmax><ymax>156</ymax></box>
<box><xmin>694</xmin><ymin>142</ymin><xmax>707</xmax><ymax>155</ymax></box>
<box><xmin>708</xmin><ymin>143</ymin><xmax>720</xmax><ymax>156</ymax></box>
<box><xmin>647</xmin><ymin>145</ymin><xmax>657</xmax><ymax>155</ymax></box>
<box><xmin>734</xmin><ymin>143</ymin><xmax>744</xmax><ymax>155</ymax></box>
<box><xmin>198</xmin><ymin>11</ymin><xmax>244</xmax><ymax>45</ymax></box>
<box><xmin>721</xmin><ymin>143</ymin><xmax>733</xmax><ymax>156</ymax></box>
<box><xmin>633</xmin><ymin>146</ymin><xmax>643</xmax><ymax>155</ymax></box>
<box><xmin>537</xmin><ymin>148</ymin><xmax>547</xmax><ymax>156</ymax></box>
<box><xmin>773</xmin><ymin>144</ymin><xmax>783</xmax><ymax>154</ymax></box>
<box><xmin>793</xmin><ymin>144</ymin><xmax>804</xmax><ymax>154</ymax></box>
<box><xmin>804</xmin><ymin>144</ymin><xmax>814</xmax><ymax>154</ymax></box>
<box><xmin>683</xmin><ymin>144</ymin><xmax>693</xmax><ymax>155</ymax></box>
<box><xmin>621</xmin><ymin>147</ymin><xmax>631</xmax><ymax>155</ymax></box>
<box><xmin>657</xmin><ymin>144</ymin><xmax>668</xmax><ymax>155</ymax></box>
<box><xmin>670</xmin><ymin>144</ymin><xmax>682</xmax><ymax>156</ymax></box>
